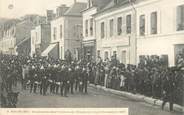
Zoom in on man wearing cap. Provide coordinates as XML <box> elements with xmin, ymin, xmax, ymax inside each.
<box><xmin>59</xmin><ymin>65</ymin><xmax>65</xmax><ymax>96</ymax></box>
<box><xmin>81</xmin><ymin>67</ymin><xmax>89</xmax><ymax>93</ymax></box>
<box><xmin>63</xmin><ymin>66</ymin><xmax>69</xmax><ymax>97</ymax></box>
<box><xmin>40</xmin><ymin>66</ymin><xmax>48</xmax><ymax>95</ymax></box>
<box><xmin>161</xmin><ymin>68</ymin><xmax>176</xmax><ymax>111</ymax></box>
<box><xmin>29</xmin><ymin>65</ymin><xmax>35</xmax><ymax>93</ymax></box>
<box><xmin>74</xmin><ymin>65</ymin><xmax>81</xmax><ymax>92</ymax></box>
<box><xmin>68</xmin><ymin>66</ymin><xmax>74</xmax><ymax>94</ymax></box>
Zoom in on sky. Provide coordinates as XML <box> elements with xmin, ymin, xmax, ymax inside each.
<box><xmin>0</xmin><ymin>0</ymin><xmax>87</xmax><ymax>19</ymax></box>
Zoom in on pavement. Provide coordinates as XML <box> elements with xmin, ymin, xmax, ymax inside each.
<box><xmin>89</xmin><ymin>84</ymin><xmax>184</xmax><ymax>113</ymax></box>
<box><xmin>6</xmin><ymin>83</ymin><xmax>182</xmax><ymax>115</ymax></box>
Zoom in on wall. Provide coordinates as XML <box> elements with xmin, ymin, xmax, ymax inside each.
<box><xmin>64</xmin><ymin>16</ymin><xmax>83</xmax><ymax>60</ymax></box>
<box><xmin>30</xmin><ymin>29</ymin><xmax>36</xmax><ymax>56</ymax></box>
<box><xmin>41</xmin><ymin>24</ymin><xmax>51</xmax><ymax>52</ymax></box>
<box><xmin>95</xmin><ymin>4</ymin><xmax>136</xmax><ymax>65</ymax></box>
<box><xmin>136</xmin><ymin>0</ymin><xmax>184</xmax><ymax>66</ymax></box>
<box><xmin>82</xmin><ymin>7</ymin><xmax>97</xmax><ymax>41</ymax></box>
<box><xmin>50</xmin><ymin>17</ymin><xmax>65</xmax><ymax>59</ymax></box>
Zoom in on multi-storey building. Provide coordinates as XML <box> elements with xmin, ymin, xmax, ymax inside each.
<box><xmin>0</xmin><ymin>20</ymin><xmax>35</xmax><ymax>55</ymax></box>
<box><xmin>30</xmin><ymin>24</ymin><xmax>51</xmax><ymax>57</ymax></box>
<box><xmin>94</xmin><ymin>0</ymin><xmax>137</xmax><ymax>65</ymax></box>
<box><xmin>93</xmin><ymin>0</ymin><xmax>184</xmax><ymax>66</ymax></box>
<box><xmin>82</xmin><ymin>0</ymin><xmax>111</xmax><ymax>61</ymax></box>
<box><xmin>46</xmin><ymin>2</ymin><xmax>87</xmax><ymax>60</ymax></box>
<box><xmin>0</xmin><ymin>15</ymin><xmax>47</xmax><ymax>56</ymax></box>
<box><xmin>136</xmin><ymin>0</ymin><xmax>184</xmax><ymax>66</ymax></box>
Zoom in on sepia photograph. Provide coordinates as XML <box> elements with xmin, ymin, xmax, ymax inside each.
<box><xmin>0</xmin><ymin>0</ymin><xmax>184</xmax><ymax>115</ymax></box>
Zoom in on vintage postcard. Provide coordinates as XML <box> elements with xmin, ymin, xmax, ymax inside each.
<box><xmin>0</xmin><ymin>0</ymin><xmax>183</xmax><ymax>115</ymax></box>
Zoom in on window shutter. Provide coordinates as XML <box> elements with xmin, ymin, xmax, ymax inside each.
<box><xmin>151</xmin><ymin>12</ymin><xmax>157</xmax><ymax>34</ymax></box>
<box><xmin>126</xmin><ymin>15</ymin><xmax>131</xmax><ymax>34</ymax></box>
<box><xmin>117</xmin><ymin>17</ymin><xmax>122</xmax><ymax>35</ymax></box>
<box><xmin>181</xmin><ymin>6</ymin><xmax>184</xmax><ymax>24</ymax></box>
<box><xmin>177</xmin><ymin>6</ymin><xmax>182</xmax><ymax>26</ymax></box>
<box><xmin>122</xmin><ymin>16</ymin><xmax>126</xmax><ymax>34</ymax></box>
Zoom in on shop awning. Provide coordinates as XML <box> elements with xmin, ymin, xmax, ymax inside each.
<box><xmin>41</xmin><ymin>43</ymin><xmax>57</xmax><ymax>57</ymax></box>
<box><xmin>82</xmin><ymin>40</ymin><xmax>95</xmax><ymax>47</ymax></box>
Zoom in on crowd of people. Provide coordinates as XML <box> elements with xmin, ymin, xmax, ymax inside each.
<box><xmin>0</xmin><ymin>54</ymin><xmax>90</xmax><ymax>99</ymax></box>
<box><xmin>93</xmin><ymin>55</ymin><xmax>184</xmax><ymax>111</ymax></box>
<box><xmin>0</xmin><ymin>53</ymin><xmax>184</xmax><ymax>111</ymax></box>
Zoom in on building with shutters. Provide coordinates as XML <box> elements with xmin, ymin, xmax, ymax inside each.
<box><xmin>94</xmin><ymin>0</ymin><xmax>137</xmax><ymax>65</ymax></box>
<box><xmin>43</xmin><ymin>2</ymin><xmax>87</xmax><ymax>60</ymax></box>
<box><xmin>30</xmin><ymin>24</ymin><xmax>51</xmax><ymax>57</ymax></box>
<box><xmin>136</xmin><ymin>0</ymin><xmax>184</xmax><ymax>66</ymax></box>
<box><xmin>0</xmin><ymin>20</ymin><xmax>35</xmax><ymax>56</ymax></box>
<box><xmin>82</xmin><ymin>0</ymin><xmax>111</xmax><ymax>61</ymax></box>
<box><xmin>93</xmin><ymin>0</ymin><xmax>184</xmax><ymax>66</ymax></box>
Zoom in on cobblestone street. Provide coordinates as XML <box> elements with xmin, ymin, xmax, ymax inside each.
<box><xmin>15</xmin><ymin>85</ymin><xmax>182</xmax><ymax>115</ymax></box>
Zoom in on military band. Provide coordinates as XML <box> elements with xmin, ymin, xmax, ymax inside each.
<box><xmin>0</xmin><ymin>54</ymin><xmax>184</xmax><ymax>111</ymax></box>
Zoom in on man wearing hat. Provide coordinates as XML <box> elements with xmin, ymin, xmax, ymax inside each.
<box><xmin>29</xmin><ymin>65</ymin><xmax>36</xmax><ymax>93</ymax></box>
<box><xmin>40</xmin><ymin>66</ymin><xmax>48</xmax><ymax>95</ymax></box>
<box><xmin>74</xmin><ymin>65</ymin><xmax>81</xmax><ymax>92</ymax></box>
<box><xmin>68</xmin><ymin>66</ymin><xmax>75</xmax><ymax>94</ymax></box>
<box><xmin>81</xmin><ymin>67</ymin><xmax>89</xmax><ymax>93</ymax></box>
<box><xmin>59</xmin><ymin>65</ymin><xmax>65</xmax><ymax>96</ymax></box>
<box><xmin>161</xmin><ymin>68</ymin><xmax>176</xmax><ymax>111</ymax></box>
<box><xmin>61</xmin><ymin>65</ymin><xmax>69</xmax><ymax>97</ymax></box>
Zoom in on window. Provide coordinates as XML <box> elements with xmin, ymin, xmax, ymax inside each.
<box><xmin>126</xmin><ymin>15</ymin><xmax>131</xmax><ymax>34</ymax></box>
<box><xmin>97</xmin><ymin>50</ymin><xmax>101</xmax><ymax>57</ymax></box>
<box><xmin>139</xmin><ymin>15</ymin><xmax>145</xmax><ymax>36</ymax></box>
<box><xmin>101</xmin><ymin>22</ymin><xmax>105</xmax><ymax>38</ymax></box>
<box><xmin>85</xmin><ymin>20</ymin><xmax>88</xmax><ymax>37</ymax></box>
<box><xmin>177</xmin><ymin>5</ymin><xmax>184</xmax><ymax>31</ymax></box>
<box><xmin>90</xmin><ymin>18</ymin><xmax>93</xmax><ymax>36</ymax></box>
<box><xmin>60</xmin><ymin>47</ymin><xmax>63</xmax><ymax>59</ymax></box>
<box><xmin>121</xmin><ymin>51</ymin><xmax>126</xmax><ymax>64</ymax></box>
<box><xmin>53</xmin><ymin>27</ymin><xmax>57</xmax><ymax>40</ymax></box>
<box><xmin>117</xmin><ymin>17</ymin><xmax>122</xmax><ymax>35</ymax></box>
<box><xmin>151</xmin><ymin>12</ymin><xmax>157</xmax><ymax>34</ymax></box>
<box><xmin>32</xmin><ymin>37</ymin><xmax>34</xmax><ymax>44</ymax></box>
<box><xmin>114</xmin><ymin>0</ymin><xmax>118</xmax><ymax>4</ymax></box>
<box><xmin>104</xmin><ymin>51</ymin><xmax>109</xmax><ymax>60</ymax></box>
<box><xmin>113</xmin><ymin>51</ymin><xmax>117</xmax><ymax>58</ymax></box>
<box><xmin>36</xmin><ymin>32</ymin><xmax>38</xmax><ymax>42</ymax></box>
<box><xmin>110</xmin><ymin>19</ymin><xmax>114</xmax><ymax>37</ymax></box>
<box><xmin>88</xmin><ymin>0</ymin><xmax>92</xmax><ymax>8</ymax></box>
<box><xmin>60</xmin><ymin>25</ymin><xmax>62</xmax><ymax>39</ymax></box>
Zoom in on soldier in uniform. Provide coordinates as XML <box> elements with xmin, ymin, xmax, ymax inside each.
<box><xmin>68</xmin><ymin>66</ymin><xmax>74</xmax><ymax>94</ymax></box>
<box><xmin>161</xmin><ymin>68</ymin><xmax>176</xmax><ymax>111</ymax></box>
<box><xmin>33</xmin><ymin>71</ymin><xmax>39</xmax><ymax>94</ymax></box>
<box><xmin>40</xmin><ymin>66</ymin><xmax>48</xmax><ymax>96</ymax></box>
<box><xmin>55</xmin><ymin>66</ymin><xmax>61</xmax><ymax>94</ymax></box>
<box><xmin>50</xmin><ymin>66</ymin><xmax>56</xmax><ymax>94</ymax></box>
<box><xmin>81</xmin><ymin>67</ymin><xmax>88</xmax><ymax>93</ymax></box>
<box><xmin>59</xmin><ymin>65</ymin><xmax>65</xmax><ymax>96</ymax></box>
<box><xmin>61</xmin><ymin>65</ymin><xmax>69</xmax><ymax>97</ymax></box>
<box><xmin>74</xmin><ymin>65</ymin><xmax>81</xmax><ymax>92</ymax></box>
<box><xmin>29</xmin><ymin>65</ymin><xmax>35</xmax><ymax>93</ymax></box>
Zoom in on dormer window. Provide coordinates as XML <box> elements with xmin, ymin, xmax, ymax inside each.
<box><xmin>114</xmin><ymin>0</ymin><xmax>118</xmax><ymax>4</ymax></box>
<box><xmin>88</xmin><ymin>0</ymin><xmax>93</xmax><ymax>8</ymax></box>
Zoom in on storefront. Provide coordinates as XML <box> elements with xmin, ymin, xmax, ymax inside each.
<box><xmin>83</xmin><ymin>40</ymin><xmax>96</xmax><ymax>61</ymax></box>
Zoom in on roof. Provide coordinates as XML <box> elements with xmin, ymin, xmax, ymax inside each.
<box><xmin>101</xmin><ymin>0</ymin><xmax>130</xmax><ymax>12</ymax></box>
<box><xmin>64</xmin><ymin>2</ymin><xmax>87</xmax><ymax>16</ymax></box>
<box><xmin>93</xmin><ymin>0</ymin><xmax>132</xmax><ymax>17</ymax></box>
<box><xmin>90</xmin><ymin>0</ymin><xmax>112</xmax><ymax>9</ymax></box>
<box><xmin>16</xmin><ymin>37</ymin><xmax>29</xmax><ymax>47</ymax></box>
